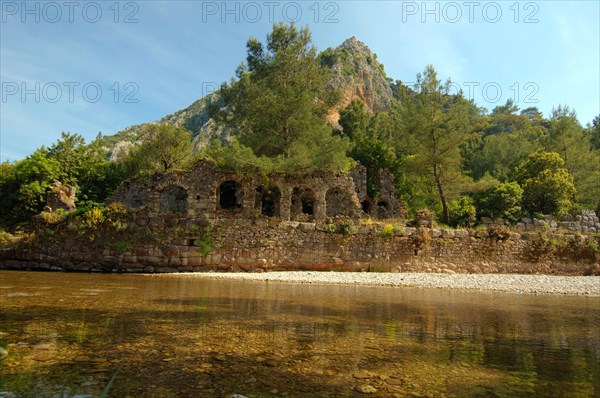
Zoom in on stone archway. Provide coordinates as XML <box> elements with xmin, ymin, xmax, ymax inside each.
<box><xmin>291</xmin><ymin>187</ymin><xmax>315</xmax><ymax>221</ymax></box>
<box><xmin>218</xmin><ymin>180</ymin><xmax>243</xmax><ymax>210</ymax></box>
<box><xmin>255</xmin><ymin>185</ymin><xmax>281</xmax><ymax>217</ymax></box>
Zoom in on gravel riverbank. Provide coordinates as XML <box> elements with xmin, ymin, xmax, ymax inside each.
<box><xmin>166</xmin><ymin>271</ymin><xmax>600</xmax><ymax>296</ymax></box>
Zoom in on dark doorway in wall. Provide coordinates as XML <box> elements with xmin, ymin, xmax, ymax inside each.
<box><xmin>219</xmin><ymin>180</ymin><xmax>242</xmax><ymax>210</ymax></box>
<box><xmin>361</xmin><ymin>200</ymin><xmax>371</xmax><ymax>214</ymax></box>
<box><xmin>291</xmin><ymin>187</ymin><xmax>315</xmax><ymax>220</ymax></box>
<box><xmin>255</xmin><ymin>185</ymin><xmax>281</xmax><ymax>217</ymax></box>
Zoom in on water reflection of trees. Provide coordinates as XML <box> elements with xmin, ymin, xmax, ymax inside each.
<box><xmin>1</xmin><ymin>273</ymin><xmax>599</xmax><ymax>397</ymax></box>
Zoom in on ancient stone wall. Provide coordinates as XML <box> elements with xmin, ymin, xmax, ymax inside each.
<box><xmin>46</xmin><ymin>182</ymin><xmax>76</xmax><ymax>211</ymax></box>
<box><xmin>2</xmin><ymin>220</ymin><xmax>598</xmax><ymax>275</ymax></box>
<box><xmin>110</xmin><ymin>160</ymin><xmax>368</xmax><ymax>222</ymax></box>
<box><xmin>480</xmin><ymin>210</ymin><xmax>600</xmax><ymax>234</ymax></box>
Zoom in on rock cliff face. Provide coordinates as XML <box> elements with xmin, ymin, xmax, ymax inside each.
<box><xmin>322</xmin><ymin>36</ymin><xmax>394</xmax><ymax>124</ymax></box>
<box><xmin>103</xmin><ymin>37</ymin><xmax>395</xmax><ymax>152</ymax></box>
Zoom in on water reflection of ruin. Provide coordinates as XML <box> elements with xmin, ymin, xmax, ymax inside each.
<box><xmin>111</xmin><ymin>160</ymin><xmax>402</xmax><ymax>221</ymax></box>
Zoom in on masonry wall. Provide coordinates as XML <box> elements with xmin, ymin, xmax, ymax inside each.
<box><xmin>2</xmin><ymin>220</ymin><xmax>598</xmax><ymax>276</ymax></box>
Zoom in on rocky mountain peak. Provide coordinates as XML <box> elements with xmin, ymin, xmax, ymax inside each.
<box><xmin>323</xmin><ymin>37</ymin><xmax>394</xmax><ymax>124</ymax></box>
<box><xmin>104</xmin><ymin>37</ymin><xmax>396</xmax><ymax>152</ymax></box>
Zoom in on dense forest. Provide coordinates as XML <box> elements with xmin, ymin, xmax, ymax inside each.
<box><xmin>1</xmin><ymin>23</ymin><xmax>599</xmax><ymax>231</ymax></box>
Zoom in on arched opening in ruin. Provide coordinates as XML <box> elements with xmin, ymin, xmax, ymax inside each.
<box><xmin>160</xmin><ymin>186</ymin><xmax>188</xmax><ymax>213</ymax></box>
<box><xmin>291</xmin><ymin>187</ymin><xmax>315</xmax><ymax>220</ymax></box>
<box><xmin>326</xmin><ymin>187</ymin><xmax>353</xmax><ymax>217</ymax></box>
<box><xmin>218</xmin><ymin>180</ymin><xmax>243</xmax><ymax>210</ymax></box>
<box><xmin>255</xmin><ymin>185</ymin><xmax>281</xmax><ymax>217</ymax></box>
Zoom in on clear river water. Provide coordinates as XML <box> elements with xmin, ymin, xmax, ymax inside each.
<box><xmin>0</xmin><ymin>271</ymin><xmax>599</xmax><ymax>397</ymax></box>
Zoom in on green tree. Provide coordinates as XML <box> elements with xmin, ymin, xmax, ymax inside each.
<box><xmin>462</xmin><ymin>126</ymin><xmax>545</xmax><ymax>181</ymax></box>
<box><xmin>47</xmin><ymin>132</ymin><xmax>127</xmax><ymax>206</ymax></box>
<box><xmin>448</xmin><ymin>195</ymin><xmax>476</xmax><ymax>227</ymax></box>
<box><xmin>215</xmin><ymin>23</ymin><xmax>352</xmax><ymax>175</ymax></box>
<box><xmin>476</xmin><ymin>181</ymin><xmax>523</xmax><ymax>223</ymax></box>
<box><xmin>127</xmin><ymin>123</ymin><xmax>194</xmax><ymax>174</ymax></box>
<box><xmin>399</xmin><ymin>65</ymin><xmax>476</xmax><ymax>224</ymax></box>
<box><xmin>515</xmin><ymin>150</ymin><xmax>575</xmax><ymax>217</ymax></box>
<box><xmin>546</xmin><ymin>106</ymin><xmax>600</xmax><ymax>208</ymax></box>
<box><xmin>590</xmin><ymin>115</ymin><xmax>600</xmax><ymax>150</ymax></box>
<box><xmin>1</xmin><ymin>133</ymin><xmax>129</xmax><ymax>228</ymax></box>
<box><xmin>339</xmin><ymin>100</ymin><xmax>404</xmax><ymax>198</ymax></box>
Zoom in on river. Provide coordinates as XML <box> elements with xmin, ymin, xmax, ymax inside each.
<box><xmin>1</xmin><ymin>271</ymin><xmax>599</xmax><ymax>397</ymax></box>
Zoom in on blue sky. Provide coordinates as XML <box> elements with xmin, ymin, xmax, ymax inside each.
<box><xmin>1</xmin><ymin>0</ymin><xmax>599</xmax><ymax>162</ymax></box>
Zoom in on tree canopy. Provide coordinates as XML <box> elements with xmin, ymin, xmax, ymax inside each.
<box><xmin>212</xmin><ymin>23</ymin><xmax>352</xmax><ymax>175</ymax></box>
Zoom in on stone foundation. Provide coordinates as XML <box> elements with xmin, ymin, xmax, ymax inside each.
<box><xmin>2</xmin><ymin>220</ymin><xmax>598</xmax><ymax>275</ymax></box>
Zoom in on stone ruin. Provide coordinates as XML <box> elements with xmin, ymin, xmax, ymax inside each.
<box><xmin>46</xmin><ymin>182</ymin><xmax>76</xmax><ymax>212</ymax></box>
<box><xmin>110</xmin><ymin>160</ymin><xmax>402</xmax><ymax>222</ymax></box>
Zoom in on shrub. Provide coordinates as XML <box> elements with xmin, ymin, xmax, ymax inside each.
<box><xmin>516</xmin><ymin>150</ymin><xmax>575</xmax><ymax>217</ymax></box>
<box><xmin>114</xmin><ymin>240</ymin><xmax>131</xmax><ymax>253</ymax></box>
<box><xmin>488</xmin><ymin>225</ymin><xmax>512</xmax><ymax>241</ymax></box>
<box><xmin>448</xmin><ymin>196</ymin><xmax>476</xmax><ymax>228</ymax></box>
<box><xmin>380</xmin><ymin>224</ymin><xmax>394</xmax><ymax>238</ymax></box>
<box><xmin>0</xmin><ymin>229</ymin><xmax>12</xmax><ymax>246</ymax></box>
<box><xmin>198</xmin><ymin>235</ymin><xmax>213</xmax><ymax>256</ymax></box>
<box><xmin>336</xmin><ymin>222</ymin><xmax>357</xmax><ymax>236</ymax></box>
<box><xmin>81</xmin><ymin>207</ymin><xmax>105</xmax><ymax>231</ymax></box>
<box><xmin>476</xmin><ymin>181</ymin><xmax>524</xmax><ymax>224</ymax></box>
<box><xmin>40</xmin><ymin>210</ymin><xmax>64</xmax><ymax>224</ymax></box>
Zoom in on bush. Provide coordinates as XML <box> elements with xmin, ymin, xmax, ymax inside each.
<box><xmin>448</xmin><ymin>196</ymin><xmax>476</xmax><ymax>228</ymax></box>
<box><xmin>198</xmin><ymin>235</ymin><xmax>213</xmax><ymax>256</ymax></box>
<box><xmin>0</xmin><ymin>229</ymin><xmax>12</xmax><ymax>246</ymax></box>
<box><xmin>336</xmin><ymin>222</ymin><xmax>357</xmax><ymax>236</ymax></box>
<box><xmin>380</xmin><ymin>224</ymin><xmax>394</xmax><ymax>238</ymax></box>
<box><xmin>114</xmin><ymin>240</ymin><xmax>131</xmax><ymax>253</ymax></box>
<box><xmin>488</xmin><ymin>225</ymin><xmax>512</xmax><ymax>241</ymax></box>
<box><xmin>476</xmin><ymin>182</ymin><xmax>523</xmax><ymax>224</ymax></box>
<box><xmin>516</xmin><ymin>150</ymin><xmax>575</xmax><ymax>217</ymax></box>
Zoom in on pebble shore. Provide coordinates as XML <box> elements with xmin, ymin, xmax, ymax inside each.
<box><xmin>171</xmin><ymin>271</ymin><xmax>600</xmax><ymax>296</ymax></box>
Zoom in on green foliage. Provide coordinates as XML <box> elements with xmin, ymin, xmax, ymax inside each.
<box><xmin>114</xmin><ymin>240</ymin><xmax>131</xmax><ymax>253</ymax></box>
<box><xmin>126</xmin><ymin>124</ymin><xmax>194</xmax><ymax>175</ymax></box>
<box><xmin>99</xmin><ymin>373</ymin><xmax>117</xmax><ymax>398</ymax></box>
<box><xmin>323</xmin><ymin>219</ymin><xmax>357</xmax><ymax>235</ymax></box>
<box><xmin>476</xmin><ymin>182</ymin><xmax>523</xmax><ymax>223</ymax></box>
<box><xmin>462</xmin><ymin>127</ymin><xmax>544</xmax><ymax>182</ymax></box>
<box><xmin>590</xmin><ymin>115</ymin><xmax>600</xmax><ymax>150</ymax></box>
<box><xmin>336</xmin><ymin>222</ymin><xmax>357</xmax><ymax>235</ymax></box>
<box><xmin>339</xmin><ymin>100</ymin><xmax>405</xmax><ymax>198</ymax></box>
<box><xmin>516</xmin><ymin>150</ymin><xmax>576</xmax><ymax>217</ymax></box>
<box><xmin>448</xmin><ymin>195</ymin><xmax>477</xmax><ymax>228</ymax></box>
<box><xmin>414</xmin><ymin>208</ymin><xmax>435</xmax><ymax>225</ymax></box>
<box><xmin>198</xmin><ymin>236</ymin><xmax>213</xmax><ymax>256</ymax></box>
<box><xmin>545</xmin><ymin>106</ymin><xmax>600</xmax><ymax>209</ymax></box>
<box><xmin>215</xmin><ymin>23</ymin><xmax>352</xmax><ymax>176</ymax></box>
<box><xmin>380</xmin><ymin>224</ymin><xmax>394</xmax><ymax>238</ymax></box>
<box><xmin>399</xmin><ymin>65</ymin><xmax>477</xmax><ymax>224</ymax></box>
<box><xmin>195</xmin><ymin>227</ymin><xmax>214</xmax><ymax>256</ymax></box>
<box><xmin>0</xmin><ymin>133</ymin><xmax>128</xmax><ymax>229</ymax></box>
<box><xmin>0</xmin><ymin>229</ymin><xmax>12</xmax><ymax>246</ymax></box>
